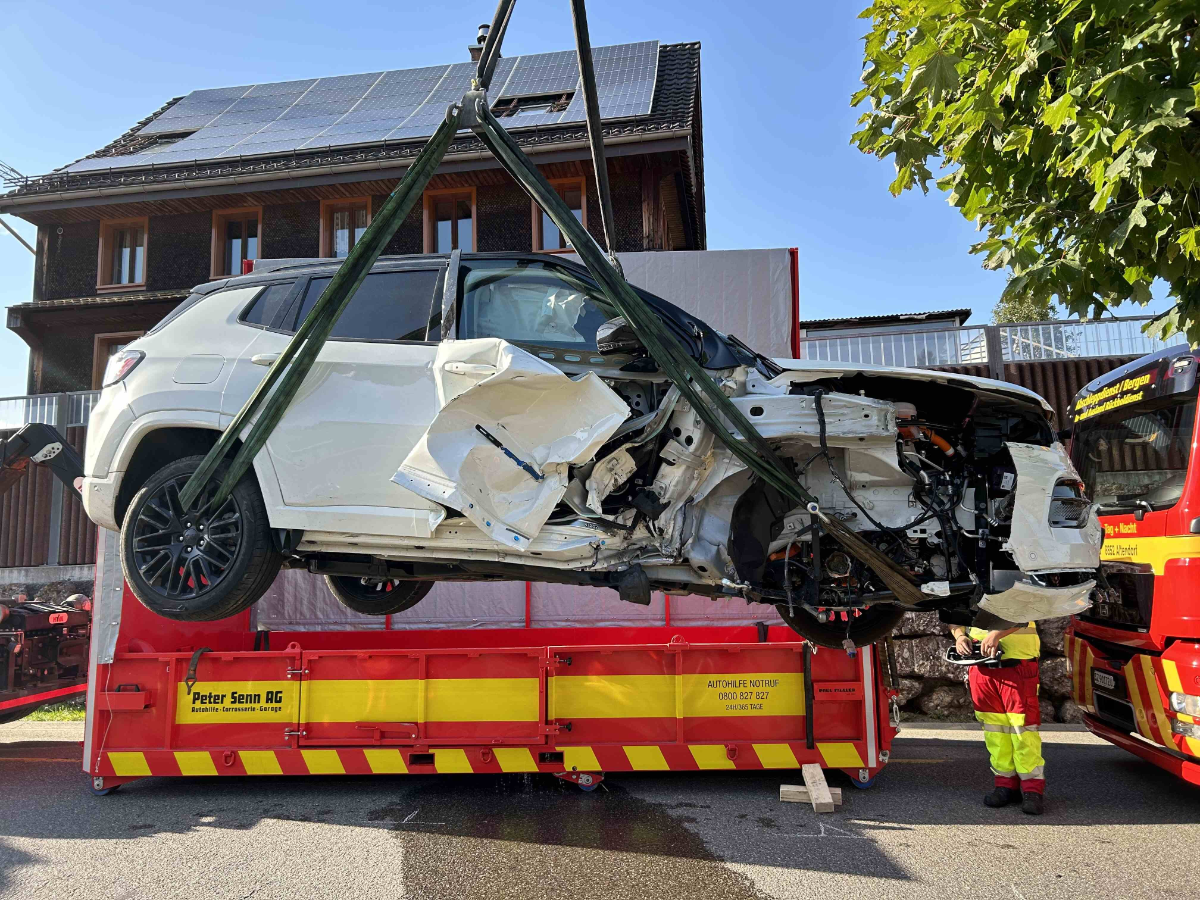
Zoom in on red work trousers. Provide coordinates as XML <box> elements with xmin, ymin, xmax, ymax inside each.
<box><xmin>968</xmin><ymin>659</ymin><xmax>1045</xmax><ymax>795</ymax></box>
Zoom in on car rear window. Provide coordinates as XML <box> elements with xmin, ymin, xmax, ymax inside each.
<box><xmin>290</xmin><ymin>269</ymin><xmax>441</xmax><ymax>341</ymax></box>
<box><xmin>239</xmin><ymin>281</ymin><xmax>297</xmax><ymax>328</ymax></box>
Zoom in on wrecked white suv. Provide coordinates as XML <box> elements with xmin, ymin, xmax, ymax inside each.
<box><xmin>82</xmin><ymin>253</ymin><xmax>1101</xmax><ymax>645</ymax></box>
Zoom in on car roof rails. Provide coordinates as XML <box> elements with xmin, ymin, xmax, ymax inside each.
<box><xmin>249</xmin><ymin>258</ymin><xmax>336</xmax><ymax>275</ymax></box>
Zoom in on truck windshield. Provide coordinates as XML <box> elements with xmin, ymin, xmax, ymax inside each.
<box><xmin>1073</xmin><ymin>391</ymin><xmax>1197</xmax><ymax>514</ymax></box>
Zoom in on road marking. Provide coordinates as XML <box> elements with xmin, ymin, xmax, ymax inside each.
<box><xmin>773</xmin><ymin>823</ymin><xmax>870</xmax><ymax>840</ymax></box>
<box><xmin>397</xmin><ymin>808</ymin><xmax>445</xmax><ymax>827</ymax></box>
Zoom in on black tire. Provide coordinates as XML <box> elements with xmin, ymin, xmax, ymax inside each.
<box><xmin>325</xmin><ymin>576</ymin><xmax>433</xmax><ymax>615</ymax></box>
<box><xmin>776</xmin><ymin>603</ymin><xmax>906</xmax><ymax>648</ymax></box>
<box><xmin>121</xmin><ymin>455</ymin><xmax>282</xmax><ymax>622</ymax></box>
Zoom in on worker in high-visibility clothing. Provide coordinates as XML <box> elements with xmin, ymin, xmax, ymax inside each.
<box><xmin>950</xmin><ymin>616</ymin><xmax>1044</xmax><ymax>815</ymax></box>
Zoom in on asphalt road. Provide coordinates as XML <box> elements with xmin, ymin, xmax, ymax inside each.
<box><xmin>1</xmin><ymin>721</ymin><xmax>1197</xmax><ymax>900</ymax></box>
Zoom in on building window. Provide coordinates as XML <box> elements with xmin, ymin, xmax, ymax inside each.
<box><xmin>424</xmin><ymin>188</ymin><xmax>475</xmax><ymax>253</ymax></box>
<box><xmin>212</xmin><ymin>207</ymin><xmax>261</xmax><ymax>277</ymax></box>
<box><xmin>320</xmin><ymin>198</ymin><xmax>371</xmax><ymax>258</ymax></box>
<box><xmin>97</xmin><ymin>218</ymin><xmax>149</xmax><ymax>289</ymax></box>
<box><xmin>492</xmin><ymin>92</ymin><xmax>574</xmax><ymax>118</ymax></box>
<box><xmin>533</xmin><ymin>179</ymin><xmax>585</xmax><ymax>252</ymax></box>
<box><xmin>91</xmin><ymin>331</ymin><xmax>144</xmax><ymax>388</ymax></box>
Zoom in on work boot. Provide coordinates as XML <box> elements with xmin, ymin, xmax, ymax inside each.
<box><xmin>1021</xmin><ymin>792</ymin><xmax>1044</xmax><ymax>815</ymax></box>
<box><xmin>983</xmin><ymin>786</ymin><xmax>1018</xmax><ymax>807</ymax></box>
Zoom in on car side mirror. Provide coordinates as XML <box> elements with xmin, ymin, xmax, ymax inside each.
<box><xmin>596</xmin><ymin>317</ymin><xmax>646</xmax><ymax>356</ymax></box>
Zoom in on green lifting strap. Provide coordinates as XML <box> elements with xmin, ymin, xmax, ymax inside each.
<box><xmin>178</xmin><ymin>110</ymin><xmax>462</xmax><ymax>510</ymax></box>
<box><xmin>470</xmin><ymin>100</ymin><xmax>924</xmax><ymax>605</ymax></box>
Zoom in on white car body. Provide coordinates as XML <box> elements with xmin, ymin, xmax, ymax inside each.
<box><xmin>83</xmin><ymin>254</ymin><xmax>1103</xmax><ymax>636</ymax></box>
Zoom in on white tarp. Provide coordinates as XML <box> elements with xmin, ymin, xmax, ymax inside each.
<box><xmin>255</xmin><ymin>570</ymin><xmax>784</xmax><ymax>631</ymax></box>
<box><xmin>568</xmin><ymin>248</ymin><xmax>796</xmax><ymax>358</ymax></box>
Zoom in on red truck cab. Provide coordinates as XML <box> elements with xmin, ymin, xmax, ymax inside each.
<box><xmin>1067</xmin><ymin>346</ymin><xmax>1200</xmax><ymax>783</ymax></box>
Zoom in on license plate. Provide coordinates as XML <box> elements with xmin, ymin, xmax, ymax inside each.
<box><xmin>1092</xmin><ymin>669</ymin><xmax>1117</xmax><ymax>691</ymax></box>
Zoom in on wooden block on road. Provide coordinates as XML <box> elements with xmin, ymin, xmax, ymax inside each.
<box><xmin>779</xmin><ymin>784</ymin><xmax>843</xmax><ymax>806</ymax></box>
<box><xmin>800</xmin><ymin>763</ymin><xmax>836</xmax><ymax>812</ymax></box>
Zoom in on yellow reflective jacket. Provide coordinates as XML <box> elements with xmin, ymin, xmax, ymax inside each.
<box><xmin>968</xmin><ymin>622</ymin><xmax>1040</xmax><ymax>660</ymax></box>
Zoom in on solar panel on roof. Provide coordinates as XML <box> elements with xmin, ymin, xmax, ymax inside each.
<box><xmin>66</xmin><ymin>41</ymin><xmax>660</xmax><ymax>173</ymax></box>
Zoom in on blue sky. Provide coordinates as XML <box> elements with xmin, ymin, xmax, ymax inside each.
<box><xmin>0</xmin><ymin>0</ymin><xmax>1170</xmax><ymax>396</ymax></box>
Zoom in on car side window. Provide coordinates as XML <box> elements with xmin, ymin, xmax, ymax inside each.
<box><xmin>239</xmin><ymin>281</ymin><xmax>297</xmax><ymax>329</ymax></box>
<box><xmin>290</xmin><ymin>270</ymin><xmax>442</xmax><ymax>341</ymax></box>
<box><xmin>457</xmin><ymin>259</ymin><xmax>616</xmax><ymax>350</ymax></box>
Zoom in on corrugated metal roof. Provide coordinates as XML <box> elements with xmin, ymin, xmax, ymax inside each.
<box><xmin>799</xmin><ymin>308</ymin><xmax>972</xmax><ymax>331</ymax></box>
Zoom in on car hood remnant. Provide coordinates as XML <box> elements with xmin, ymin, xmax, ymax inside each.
<box><xmin>979</xmin><ymin>578</ymin><xmax>1095</xmax><ymax>623</ymax></box>
<box><xmin>393</xmin><ymin>339</ymin><xmax>628</xmax><ymax>549</ymax></box>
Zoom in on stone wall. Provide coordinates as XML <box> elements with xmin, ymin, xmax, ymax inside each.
<box><xmin>888</xmin><ymin>611</ymin><xmax>1083</xmax><ymax>723</ymax></box>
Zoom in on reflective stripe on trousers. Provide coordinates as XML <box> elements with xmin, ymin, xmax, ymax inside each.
<box><xmin>969</xmin><ymin>659</ymin><xmax>1045</xmax><ymax>794</ymax></box>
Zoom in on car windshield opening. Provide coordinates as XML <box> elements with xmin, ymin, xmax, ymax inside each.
<box><xmin>458</xmin><ymin>259</ymin><xmax>618</xmax><ymax>350</ymax></box>
<box><xmin>1073</xmin><ymin>390</ymin><xmax>1197</xmax><ymax>513</ymax></box>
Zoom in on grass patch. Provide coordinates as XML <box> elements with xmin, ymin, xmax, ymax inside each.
<box><xmin>27</xmin><ymin>698</ymin><xmax>86</xmax><ymax>721</ymax></box>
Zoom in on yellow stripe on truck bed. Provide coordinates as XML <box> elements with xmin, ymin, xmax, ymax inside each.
<box><xmin>301</xmin><ymin>678</ymin><xmax>538</xmax><ymax>724</ymax></box>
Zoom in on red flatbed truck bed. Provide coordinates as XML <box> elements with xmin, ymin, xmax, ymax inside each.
<box><xmin>82</xmin><ymin>539</ymin><xmax>897</xmax><ymax>793</ymax></box>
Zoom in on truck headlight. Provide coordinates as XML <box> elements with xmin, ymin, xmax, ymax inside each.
<box><xmin>1169</xmin><ymin>692</ymin><xmax>1200</xmax><ymax>716</ymax></box>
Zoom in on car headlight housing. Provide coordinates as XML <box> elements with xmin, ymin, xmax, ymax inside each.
<box><xmin>1169</xmin><ymin>692</ymin><xmax>1200</xmax><ymax>716</ymax></box>
<box><xmin>102</xmin><ymin>349</ymin><xmax>144</xmax><ymax>387</ymax></box>
<box><xmin>1048</xmin><ymin>479</ymin><xmax>1090</xmax><ymax>528</ymax></box>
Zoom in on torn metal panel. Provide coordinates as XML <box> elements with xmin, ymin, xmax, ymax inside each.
<box><xmin>1004</xmin><ymin>441</ymin><xmax>1102</xmax><ymax>574</ymax></box>
<box><xmin>393</xmin><ymin>338</ymin><xmax>629</xmax><ymax>550</ymax></box>
<box><xmin>586</xmin><ymin>447</ymin><xmax>637</xmax><ymax>512</ymax></box>
<box><xmin>979</xmin><ymin>578</ymin><xmax>1095</xmax><ymax>622</ymax></box>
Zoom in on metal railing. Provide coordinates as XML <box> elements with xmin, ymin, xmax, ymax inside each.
<box><xmin>799</xmin><ymin>326</ymin><xmax>988</xmax><ymax>367</ymax></box>
<box><xmin>798</xmin><ymin>316</ymin><xmax>1188</xmax><ymax>367</ymax></box>
<box><xmin>997</xmin><ymin>318</ymin><xmax>1186</xmax><ymax>361</ymax></box>
<box><xmin>0</xmin><ymin>390</ymin><xmax>100</xmax><ymax>432</ymax></box>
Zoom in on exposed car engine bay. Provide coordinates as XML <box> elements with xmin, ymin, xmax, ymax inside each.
<box><xmin>526</xmin><ymin>360</ymin><xmax>1100</xmax><ymax>647</ymax></box>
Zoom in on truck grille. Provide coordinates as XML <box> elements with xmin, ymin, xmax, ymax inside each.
<box><xmin>1081</xmin><ymin>565</ymin><xmax>1152</xmax><ymax>630</ymax></box>
<box><xmin>1094</xmin><ymin>692</ymin><xmax>1137</xmax><ymax>733</ymax></box>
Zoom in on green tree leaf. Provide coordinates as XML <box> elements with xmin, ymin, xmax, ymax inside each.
<box><xmin>1042</xmin><ymin>93</ymin><xmax>1078</xmax><ymax>131</ymax></box>
<box><xmin>908</xmin><ymin>51</ymin><xmax>962</xmax><ymax>104</ymax></box>
<box><xmin>1110</xmin><ymin>199</ymin><xmax>1154</xmax><ymax>251</ymax></box>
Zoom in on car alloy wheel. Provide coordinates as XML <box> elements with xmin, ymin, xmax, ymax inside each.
<box><xmin>130</xmin><ymin>474</ymin><xmax>243</xmax><ymax>600</ymax></box>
